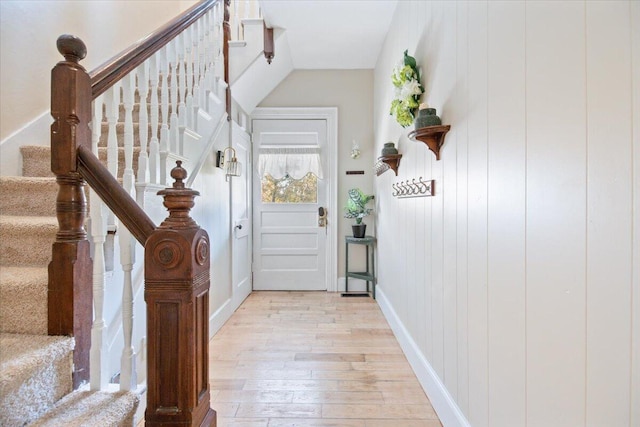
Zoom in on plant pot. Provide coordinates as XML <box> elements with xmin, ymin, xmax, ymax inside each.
<box><xmin>352</xmin><ymin>224</ymin><xmax>366</xmax><ymax>238</ymax></box>
<box><xmin>381</xmin><ymin>142</ymin><xmax>398</xmax><ymax>156</ymax></box>
<box><xmin>415</xmin><ymin>107</ymin><xmax>441</xmax><ymax>130</ymax></box>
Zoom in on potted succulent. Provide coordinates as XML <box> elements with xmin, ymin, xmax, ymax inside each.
<box><xmin>344</xmin><ymin>188</ymin><xmax>374</xmax><ymax>238</ymax></box>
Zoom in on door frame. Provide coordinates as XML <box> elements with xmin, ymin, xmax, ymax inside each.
<box><xmin>231</xmin><ymin>121</ymin><xmax>252</xmax><ymax>307</ymax></box>
<box><xmin>250</xmin><ymin>107</ymin><xmax>338</xmax><ymax>292</ymax></box>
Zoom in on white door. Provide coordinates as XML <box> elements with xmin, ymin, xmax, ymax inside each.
<box><xmin>252</xmin><ymin>119</ymin><xmax>328</xmax><ymax>291</ymax></box>
<box><xmin>231</xmin><ymin>124</ymin><xmax>252</xmax><ymax>304</ymax></box>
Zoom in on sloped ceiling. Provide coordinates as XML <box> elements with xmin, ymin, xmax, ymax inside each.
<box><xmin>259</xmin><ymin>0</ymin><xmax>398</xmax><ymax>69</ymax></box>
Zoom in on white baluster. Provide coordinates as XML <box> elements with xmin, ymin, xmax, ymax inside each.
<box><xmin>119</xmin><ymin>72</ymin><xmax>137</xmax><ymax>392</ymax></box>
<box><xmin>244</xmin><ymin>0</ymin><xmax>250</xmax><ymax>19</ymax></box>
<box><xmin>234</xmin><ymin>0</ymin><xmax>240</xmax><ymax>40</ymax></box>
<box><xmin>105</xmin><ymin>84</ymin><xmax>120</xmax><ymax>180</ymax></box>
<box><xmin>200</xmin><ymin>13</ymin><xmax>209</xmax><ymax>110</ymax></box>
<box><xmin>105</xmin><ymin>84</ymin><xmax>120</xmax><ymax>231</ymax></box>
<box><xmin>193</xmin><ymin>21</ymin><xmax>203</xmax><ymax>119</ymax></box>
<box><xmin>177</xmin><ymin>34</ymin><xmax>187</xmax><ymax>155</ymax></box>
<box><xmin>169</xmin><ymin>39</ymin><xmax>179</xmax><ymax>154</ymax></box>
<box><xmin>160</xmin><ymin>45</ymin><xmax>170</xmax><ymax>184</ymax></box>
<box><xmin>204</xmin><ymin>9</ymin><xmax>214</xmax><ymax>106</ymax></box>
<box><xmin>217</xmin><ymin>3</ymin><xmax>224</xmax><ymax>89</ymax></box>
<box><xmin>136</xmin><ymin>62</ymin><xmax>149</xmax><ymax>185</ymax></box>
<box><xmin>209</xmin><ymin>7</ymin><xmax>218</xmax><ymax>98</ymax></box>
<box><xmin>122</xmin><ymin>72</ymin><xmax>135</xmax><ymax>188</ymax></box>
<box><xmin>118</xmin><ymin>224</ymin><xmax>136</xmax><ymax>391</ymax></box>
<box><xmin>186</xmin><ymin>25</ymin><xmax>195</xmax><ymax>130</ymax></box>
<box><xmin>148</xmin><ymin>54</ymin><xmax>160</xmax><ymax>184</ymax></box>
<box><xmin>89</xmin><ymin>95</ymin><xmax>109</xmax><ymax>391</ymax></box>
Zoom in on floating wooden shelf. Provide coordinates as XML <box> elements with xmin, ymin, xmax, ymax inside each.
<box><xmin>408</xmin><ymin>125</ymin><xmax>451</xmax><ymax>160</ymax></box>
<box><xmin>374</xmin><ymin>154</ymin><xmax>402</xmax><ymax>176</ymax></box>
<box><xmin>381</xmin><ymin>154</ymin><xmax>402</xmax><ymax>176</ymax></box>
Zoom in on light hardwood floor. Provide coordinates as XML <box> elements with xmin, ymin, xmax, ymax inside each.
<box><xmin>208</xmin><ymin>291</ymin><xmax>443</xmax><ymax>427</ymax></box>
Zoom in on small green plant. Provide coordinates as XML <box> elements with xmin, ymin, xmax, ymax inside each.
<box><xmin>344</xmin><ymin>188</ymin><xmax>374</xmax><ymax>224</ymax></box>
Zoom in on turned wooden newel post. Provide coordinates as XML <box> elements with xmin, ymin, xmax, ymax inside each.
<box><xmin>49</xmin><ymin>34</ymin><xmax>93</xmax><ymax>388</ymax></box>
<box><xmin>145</xmin><ymin>161</ymin><xmax>216</xmax><ymax>427</ymax></box>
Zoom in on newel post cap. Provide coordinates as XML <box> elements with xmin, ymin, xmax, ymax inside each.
<box><xmin>157</xmin><ymin>161</ymin><xmax>200</xmax><ymax>229</ymax></box>
<box><xmin>57</xmin><ymin>35</ymin><xmax>87</xmax><ymax>64</ymax></box>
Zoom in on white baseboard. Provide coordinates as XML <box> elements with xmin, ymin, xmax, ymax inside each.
<box><xmin>209</xmin><ymin>297</ymin><xmax>235</xmax><ymax>339</ymax></box>
<box><xmin>375</xmin><ymin>287</ymin><xmax>471</xmax><ymax>427</ymax></box>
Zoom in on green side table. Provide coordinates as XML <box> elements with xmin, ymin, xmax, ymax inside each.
<box><xmin>344</xmin><ymin>235</ymin><xmax>376</xmax><ymax>299</ymax></box>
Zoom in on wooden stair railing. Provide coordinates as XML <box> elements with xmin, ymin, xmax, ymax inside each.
<box><xmin>50</xmin><ymin>0</ymin><xmax>229</xmax><ymax>425</ymax></box>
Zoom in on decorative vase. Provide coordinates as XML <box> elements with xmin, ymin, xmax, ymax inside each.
<box><xmin>352</xmin><ymin>224</ymin><xmax>366</xmax><ymax>238</ymax></box>
<box><xmin>415</xmin><ymin>108</ymin><xmax>441</xmax><ymax>130</ymax></box>
<box><xmin>381</xmin><ymin>142</ymin><xmax>398</xmax><ymax>156</ymax></box>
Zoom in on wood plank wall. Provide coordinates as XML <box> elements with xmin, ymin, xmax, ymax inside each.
<box><xmin>373</xmin><ymin>1</ymin><xmax>639</xmax><ymax>426</ymax></box>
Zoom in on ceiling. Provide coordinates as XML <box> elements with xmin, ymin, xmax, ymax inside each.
<box><xmin>259</xmin><ymin>0</ymin><xmax>398</xmax><ymax>70</ymax></box>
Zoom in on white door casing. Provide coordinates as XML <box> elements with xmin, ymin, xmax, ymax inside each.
<box><xmin>250</xmin><ymin>108</ymin><xmax>338</xmax><ymax>292</ymax></box>
<box><xmin>231</xmin><ymin>122</ymin><xmax>252</xmax><ymax>304</ymax></box>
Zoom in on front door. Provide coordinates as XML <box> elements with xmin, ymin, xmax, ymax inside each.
<box><xmin>252</xmin><ymin>118</ymin><xmax>328</xmax><ymax>291</ymax></box>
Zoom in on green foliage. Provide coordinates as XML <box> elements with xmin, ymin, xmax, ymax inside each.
<box><xmin>344</xmin><ymin>188</ymin><xmax>374</xmax><ymax>225</ymax></box>
<box><xmin>261</xmin><ymin>173</ymin><xmax>318</xmax><ymax>203</ymax></box>
<box><xmin>390</xmin><ymin>50</ymin><xmax>424</xmax><ymax>128</ymax></box>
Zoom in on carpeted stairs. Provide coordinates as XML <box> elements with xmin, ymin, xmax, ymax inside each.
<box><xmin>0</xmin><ymin>116</ymin><xmax>141</xmax><ymax>425</ymax></box>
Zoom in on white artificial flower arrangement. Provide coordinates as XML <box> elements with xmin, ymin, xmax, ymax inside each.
<box><xmin>390</xmin><ymin>50</ymin><xmax>424</xmax><ymax>127</ymax></box>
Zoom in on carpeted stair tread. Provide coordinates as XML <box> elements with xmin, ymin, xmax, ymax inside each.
<box><xmin>27</xmin><ymin>389</ymin><xmax>139</xmax><ymax>427</ymax></box>
<box><xmin>0</xmin><ymin>333</ymin><xmax>74</xmax><ymax>426</ymax></box>
<box><xmin>0</xmin><ymin>216</ymin><xmax>58</xmax><ymax>267</ymax></box>
<box><xmin>0</xmin><ymin>176</ymin><xmax>57</xmax><ymax>216</ymax></box>
<box><xmin>20</xmin><ymin>145</ymin><xmax>142</xmax><ymax>179</ymax></box>
<box><xmin>0</xmin><ymin>267</ymin><xmax>48</xmax><ymax>334</ymax></box>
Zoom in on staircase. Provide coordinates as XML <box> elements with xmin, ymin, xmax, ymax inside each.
<box><xmin>0</xmin><ymin>0</ymin><xmax>270</xmax><ymax>424</ymax></box>
<box><xmin>0</xmin><ymin>142</ymin><xmax>139</xmax><ymax>425</ymax></box>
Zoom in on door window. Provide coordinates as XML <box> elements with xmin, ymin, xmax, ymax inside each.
<box><xmin>261</xmin><ymin>172</ymin><xmax>318</xmax><ymax>204</ymax></box>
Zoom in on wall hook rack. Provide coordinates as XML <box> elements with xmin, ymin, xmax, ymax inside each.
<box><xmin>392</xmin><ymin>178</ymin><xmax>435</xmax><ymax>198</ymax></box>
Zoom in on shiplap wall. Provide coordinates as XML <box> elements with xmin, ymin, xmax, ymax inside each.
<box><xmin>373</xmin><ymin>1</ymin><xmax>639</xmax><ymax>426</ymax></box>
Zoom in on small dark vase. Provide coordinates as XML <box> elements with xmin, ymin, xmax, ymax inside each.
<box><xmin>415</xmin><ymin>107</ymin><xmax>442</xmax><ymax>130</ymax></box>
<box><xmin>352</xmin><ymin>224</ymin><xmax>366</xmax><ymax>238</ymax></box>
<box><xmin>381</xmin><ymin>142</ymin><xmax>398</xmax><ymax>156</ymax></box>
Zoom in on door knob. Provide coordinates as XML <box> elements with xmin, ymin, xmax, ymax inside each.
<box><xmin>318</xmin><ymin>207</ymin><xmax>327</xmax><ymax>227</ymax></box>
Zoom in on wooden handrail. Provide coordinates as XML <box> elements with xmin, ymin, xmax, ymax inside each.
<box><xmin>90</xmin><ymin>0</ymin><xmax>218</xmax><ymax>99</ymax></box>
<box><xmin>77</xmin><ymin>145</ymin><xmax>156</xmax><ymax>245</ymax></box>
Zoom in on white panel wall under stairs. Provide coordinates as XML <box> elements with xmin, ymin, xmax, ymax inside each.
<box><xmin>232</xmin><ymin>29</ymin><xmax>294</xmax><ymax>115</ymax></box>
<box><xmin>229</xmin><ymin>18</ymin><xmax>267</xmax><ymax>83</ymax></box>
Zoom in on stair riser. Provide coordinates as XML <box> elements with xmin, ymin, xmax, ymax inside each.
<box><xmin>0</xmin><ymin>222</ymin><xmax>57</xmax><ymax>267</ymax></box>
<box><xmin>20</xmin><ymin>146</ymin><xmax>52</xmax><ymax>178</ymax></box>
<box><xmin>21</xmin><ymin>146</ymin><xmax>140</xmax><ymax>179</ymax></box>
<box><xmin>1</xmin><ymin>360</ymin><xmax>72</xmax><ymax>426</ymax></box>
<box><xmin>0</xmin><ymin>180</ymin><xmax>58</xmax><ymax>216</ymax></box>
<box><xmin>0</xmin><ymin>335</ymin><xmax>73</xmax><ymax>426</ymax></box>
<box><xmin>0</xmin><ymin>278</ymin><xmax>47</xmax><ymax>335</ymax></box>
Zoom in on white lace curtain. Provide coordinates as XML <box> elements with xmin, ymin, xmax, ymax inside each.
<box><xmin>258</xmin><ymin>147</ymin><xmax>323</xmax><ymax>179</ymax></box>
